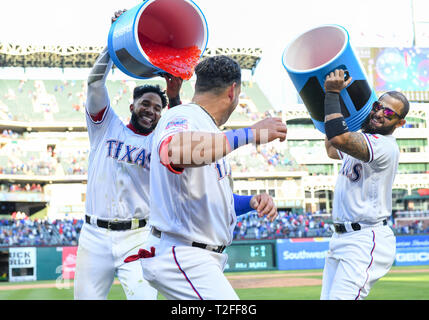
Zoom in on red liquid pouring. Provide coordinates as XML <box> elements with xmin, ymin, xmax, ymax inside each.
<box><xmin>140</xmin><ymin>36</ymin><xmax>201</xmax><ymax>80</ymax></box>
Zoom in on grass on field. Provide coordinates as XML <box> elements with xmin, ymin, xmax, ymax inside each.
<box><xmin>0</xmin><ymin>265</ymin><xmax>428</xmax><ymax>300</ymax></box>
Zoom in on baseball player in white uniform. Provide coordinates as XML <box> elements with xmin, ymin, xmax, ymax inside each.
<box><xmin>320</xmin><ymin>69</ymin><xmax>409</xmax><ymax>300</ymax></box>
<box><xmin>124</xmin><ymin>55</ymin><xmax>287</xmax><ymax>300</ymax></box>
<box><xmin>74</xmin><ymin>10</ymin><xmax>183</xmax><ymax>300</ymax></box>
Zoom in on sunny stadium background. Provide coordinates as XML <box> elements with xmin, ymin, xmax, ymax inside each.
<box><xmin>0</xmin><ymin>0</ymin><xmax>428</xmax><ymax>301</ymax></box>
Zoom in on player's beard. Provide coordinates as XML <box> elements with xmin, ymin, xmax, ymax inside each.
<box><xmin>130</xmin><ymin>112</ymin><xmax>156</xmax><ymax>135</ymax></box>
<box><xmin>361</xmin><ymin>113</ymin><xmax>396</xmax><ymax>135</ymax></box>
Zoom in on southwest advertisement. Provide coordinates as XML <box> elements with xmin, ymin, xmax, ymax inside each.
<box><xmin>276</xmin><ymin>235</ymin><xmax>429</xmax><ymax>270</ymax></box>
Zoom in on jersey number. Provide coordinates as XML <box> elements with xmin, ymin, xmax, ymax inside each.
<box><xmin>215</xmin><ymin>159</ymin><xmax>231</xmax><ymax>180</ymax></box>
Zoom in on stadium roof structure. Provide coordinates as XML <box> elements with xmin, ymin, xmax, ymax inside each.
<box><xmin>0</xmin><ymin>43</ymin><xmax>262</xmax><ymax>74</ymax></box>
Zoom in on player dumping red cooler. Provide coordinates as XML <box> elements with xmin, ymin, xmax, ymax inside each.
<box><xmin>73</xmin><ymin>10</ymin><xmax>183</xmax><ymax>300</ymax></box>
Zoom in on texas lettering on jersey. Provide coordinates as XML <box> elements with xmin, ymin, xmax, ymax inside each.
<box><xmin>105</xmin><ymin>139</ymin><xmax>151</xmax><ymax>169</ymax></box>
<box><xmin>339</xmin><ymin>158</ymin><xmax>363</xmax><ymax>182</ymax></box>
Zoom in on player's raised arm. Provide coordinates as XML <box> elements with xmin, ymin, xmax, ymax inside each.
<box><xmin>323</xmin><ymin>69</ymin><xmax>370</xmax><ymax>162</ymax></box>
<box><xmin>163</xmin><ymin>117</ymin><xmax>287</xmax><ymax>168</ymax></box>
<box><xmin>86</xmin><ymin>47</ymin><xmax>112</xmax><ymax>117</ymax></box>
<box><xmin>86</xmin><ymin>10</ymin><xmax>126</xmax><ymax>117</ymax></box>
<box><xmin>156</xmin><ymin>55</ymin><xmax>286</xmax><ymax>170</ymax></box>
<box><xmin>162</xmin><ymin>74</ymin><xmax>183</xmax><ymax>108</ymax></box>
<box><xmin>324</xmin><ymin>136</ymin><xmax>341</xmax><ymax>160</ymax></box>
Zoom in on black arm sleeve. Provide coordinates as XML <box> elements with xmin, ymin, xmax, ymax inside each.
<box><xmin>324</xmin><ymin>92</ymin><xmax>349</xmax><ymax>139</ymax></box>
<box><xmin>324</xmin><ymin>92</ymin><xmax>341</xmax><ymax>116</ymax></box>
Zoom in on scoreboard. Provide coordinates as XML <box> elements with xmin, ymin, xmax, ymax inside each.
<box><xmin>224</xmin><ymin>240</ymin><xmax>276</xmax><ymax>272</ymax></box>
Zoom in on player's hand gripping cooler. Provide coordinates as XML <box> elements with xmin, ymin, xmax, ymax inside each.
<box><xmin>282</xmin><ymin>24</ymin><xmax>377</xmax><ymax>133</ymax></box>
<box><xmin>108</xmin><ymin>0</ymin><xmax>208</xmax><ymax>80</ymax></box>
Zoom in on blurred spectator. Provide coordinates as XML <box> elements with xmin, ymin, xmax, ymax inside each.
<box><xmin>0</xmin><ymin>183</ymin><xmax>43</xmax><ymax>193</ymax></box>
<box><xmin>0</xmin><ymin>133</ymin><xmax>89</xmax><ymax>176</ymax></box>
<box><xmin>227</xmin><ymin>143</ymin><xmax>300</xmax><ymax>173</ymax></box>
<box><xmin>233</xmin><ymin>211</ymin><xmax>335</xmax><ymax>240</ymax></box>
<box><xmin>233</xmin><ymin>210</ymin><xmax>429</xmax><ymax>240</ymax></box>
<box><xmin>394</xmin><ymin>219</ymin><xmax>428</xmax><ymax>235</ymax></box>
<box><xmin>1</xmin><ymin>129</ymin><xmax>18</xmax><ymax>138</ymax></box>
<box><xmin>0</xmin><ymin>217</ymin><xmax>83</xmax><ymax>247</ymax></box>
<box><xmin>0</xmin><ymin>212</ymin><xmax>427</xmax><ymax>246</ymax></box>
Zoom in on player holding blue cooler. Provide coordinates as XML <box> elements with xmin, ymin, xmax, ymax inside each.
<box><xmin>321</xmin><ymin>69</ymin><xmax>409</xmax><ymax>300</ymax></box>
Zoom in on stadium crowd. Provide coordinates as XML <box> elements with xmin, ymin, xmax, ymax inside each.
<box><xmin>234</xmin><ymin>211</ymin><xmax>429</xmax><ymax>240</ymax></box>
<box><xmin>0</xmin><ymin>211</ymin><xmax>428</xmax><ymax>247</ymax></box>
<box><xmin>0</xmin><ymin>216</ymin><xmax>83</xmax><ymax>247</ymax></box>
<box><xmin>0</xmin><ymin>183</ymin><xmax>43</xmax><ymax>193</ymax></box>
<box><xmin>0</xmin><ymin>79</ymin><xmax>428</xmax><ymax>246</ymax></box>
<box><xmin>1</xmin><ymin>79</ymin><xmax>87</xmax><ymax>122</ymax></box>
<box><xmin>233</xmin><ymin>210</ymin><xmax>334</xmax><ymax>239</ymax></box>
<box><xmin>0</xmin><ymin>132</ymin><xmax>89</xmax><ymax>176</ymax></box>
<box><xmin>0</xmin><ymin>131</ymin><xmax>308</xmax><ymax>176</ymax></box>
<box><xmin>228</xmin><ymin>144</ymin><xmax>302</xmax><ymax>173</ymax></box>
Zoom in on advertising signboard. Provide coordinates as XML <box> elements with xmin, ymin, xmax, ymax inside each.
<box><xmin>62</xmin><ymin>246</ymin><xmax>78</xmax><ymax>280</ymax></box>
<box><xmin>395</xmin><ymin>235</ymin><xmax>429</xmax><ymax>266</ymax></box>
<box><xmin>224</xmin><ymin>241</ymin><xmax>276</xmax><ymax>271</ymax></box>
<box><xmin>276</xmin><ymin>238</ymin><xmax>330</xmax><ymax>270</ymax></box>
<box><xmin>8</xmin><ymin>247</ymin><xmax>37</xmax><ymax>282</ymax></box>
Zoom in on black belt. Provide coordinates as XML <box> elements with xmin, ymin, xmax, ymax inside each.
<box><xmin>85</xmin><ymin>215</ymin><xmax>146</xmax><ymax>231</ymax></box>
<box><xmin>151</xmin><ymin>227</ymin><xmax>226</xmax><ymax>253</ymax></box>
<box><xmin>334</xmin><ymin>219</ymin><xmax>387</xmax><ymax>234</ymax></box>
<box><xmin>192</xmin><ymin>242</ymin><xmax>226</xmax><ymax>253</ymax></box>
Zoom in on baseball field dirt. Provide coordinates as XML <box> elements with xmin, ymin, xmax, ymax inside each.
<box><xmin>1</xmin><ymin>268</ymin><xmax>428</xmax><ymax>291</ymax></box>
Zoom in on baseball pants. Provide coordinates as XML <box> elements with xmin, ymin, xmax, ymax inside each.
<box><xmin>74</xmin><ymin>222</ymin><xmax>158</xmax><ymax>300</ymax></box>
<box><xmin>320</xmin><ymin>224</ymin><xmax>396</xmax><ymax>300</ymax></box>
<box><xmin>140</xmin><ymin>231</ymin><xmax>239</xmax><ymax>300</ymax></box>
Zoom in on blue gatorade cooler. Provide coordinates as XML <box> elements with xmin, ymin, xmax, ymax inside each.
<box><xmin>282</xmin><ymin>25</ymin><xmax>376</xmax><ymax>133</ymax></box>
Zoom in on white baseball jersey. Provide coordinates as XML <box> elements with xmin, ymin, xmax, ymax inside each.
<box><xmin>75</xmin><ymin>48</ymin><xmax>158</xmax><ymax>301</ymax></box>
<box><xmin>85</xmin><ymin>105</ymin><xmax>153</xmax><ymax>220</ymax></box>
<box><xmin>333</xmin><ymin>132</ymin><xmax>399</xmax><ymax>224</ymax></box>
<box><xmin>149</xmin><ymin>103</ymin><xmax>236</xmax><ymax>246</ymax></box>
